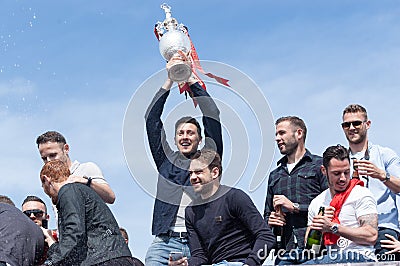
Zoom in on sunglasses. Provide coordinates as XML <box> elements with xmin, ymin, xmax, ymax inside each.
<box><xmin>341</xmin><ymin>120</ymin><xmax>365</xmax><ymax>129</ymax></box>
<box><xmin>23</xmin><ymin>209</ymin><xmax>44</xmax><ymax>218</ymax></box>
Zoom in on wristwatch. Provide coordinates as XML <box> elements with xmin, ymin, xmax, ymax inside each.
<box><xmin>383</xmin><ymin>172</ymin><xmax>391</xmax><ymax>183</ymax></box>
<box><xmin>292</xmin><ymin>203</ymin><xmax>300</xmax><ymax>213</ymax></box>
<box><xmin>330</xmin><ymin>223</ymin><xmax>339</xmax><ymax>234</ymax></box>
<box><xmin>84</xmin><ymin>176</ymin><xmax>93</xmax><ymax>187</ymax></box>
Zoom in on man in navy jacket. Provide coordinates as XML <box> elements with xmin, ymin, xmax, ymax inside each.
<box><xmin>145</xmin><ymin>60</ymin><xmax>223</xmax><ymax>265</ymax></box>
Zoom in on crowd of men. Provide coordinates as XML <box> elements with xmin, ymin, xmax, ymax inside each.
<box><xmin>2</xmin><ymin>56</ymin><xmax>400</xmax><ymax>266</ymax></box>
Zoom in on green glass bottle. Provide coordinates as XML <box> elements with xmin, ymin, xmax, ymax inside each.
<box><xmin>305</xmin><ymin>206</ymin><xmax>325</xmax><ymax>255</ymax></box>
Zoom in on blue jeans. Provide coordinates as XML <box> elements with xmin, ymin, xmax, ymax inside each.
<box><xmin>145</xmin><ymin>235</ymin><xmax>190</xmax><ymax>266</ymax></box>
<box><xmin>213</xmin><ymin>261</ymin><xmax>244</xmax><ymax>265</ymax></box>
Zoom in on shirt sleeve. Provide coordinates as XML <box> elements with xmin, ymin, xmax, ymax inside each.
<box><xmin>355</xmin><ymin>187</ymin><xmax>378</xmax><ymax>218</ymax></box>
<box><xmin>185</xmin><ymin>207</ymin><xmax>208</xmax><ymax>266</ymax></box>
<box><xmin>307</xmin><ymin>198</ymin><xmax>318</xmax><ymax>226</ymax></box>
<box><xmin>145</xmin><ymin>88</ymin><xmax>174</xmax><ymax>169</ymax></box>
<box><xmin>383</xmin><ymin>147</ymin><xmax>400</xmax><ymax>180</ymax></box>
<box><xmin>190</xmin><ymin>83</ymin><xmax>223</xmax><ymax>158</ymax></box>
<box><xmin>263</xmin><ymin>173</ymin><xmax>274</xmax><ymax>222</ymax></box>
<box><xmin>232</xmin><ymin>190</ymin><xmax>275</xmax><ymax>266</ymax></box>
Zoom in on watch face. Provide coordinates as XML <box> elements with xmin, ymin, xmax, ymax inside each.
<box><xmin>293</xmin><ymin>203</ymin><xmax>299</xmax><ymax>208</ymax></box>
<box><xmin>386</xmin><ymin>172</ymin><xmax>391</xmax><ymax>180</ymax></box>
<box><xmin>331</xmin><ymin>224</ymin><xmax>339</xmax><ymax>234</ymax></box>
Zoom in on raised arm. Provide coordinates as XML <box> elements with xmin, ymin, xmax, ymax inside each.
<box><xmin>189</xmin><ymin>80</ymin><xmax>223</xmax><ymax>158</ymax></box>
<box><xmin>144</xmin><ymin>79</ymin><xmax>174</xmax><ymax>169</ymax></box>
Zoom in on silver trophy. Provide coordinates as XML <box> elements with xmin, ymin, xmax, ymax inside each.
<box><xmin>155</xmin><ymin>4</ymin><xmax>192</xmax><ymax>82</ymax></box>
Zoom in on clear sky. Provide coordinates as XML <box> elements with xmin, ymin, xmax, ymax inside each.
<box><xmin>1</xmin><ymin>0</ymin><xmax>400</xmax><ymax>262</ymax></box>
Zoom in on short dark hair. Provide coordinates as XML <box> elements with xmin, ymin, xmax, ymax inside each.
<box><xmin>0</xmin><ymin>195</ymin><xmax>15</xmax><ymax>206</ymax></box>
<box><xmin>36</xmin><ymin>131</ymin><xmax>67</xmax><ymax>147</ymax></box>
<box><xmin>175</xmin><ymin>116</ymin><xmax>202</xmax><ymax>138</ymax></box>
<box><xmin>342</xmin><ymin>104</ymin><xmax>368</xmax><ymax>120</ymax></box>
<box><xmin>323</xmin><ymin>144</ymin><xmax>350</xmax><ymax>169</ymax></box>
<box><xmin>192</xmin><ymin>149</ymin><xmax>222</xmax><ymax>178</ymax></box>
<box><xmin>119</xmin><ymin>227</ymin><xmax>128</xmax><ymax>241</ymax></box>
<box><xmin>22</xmin><ymin>195</ymin><xmax>47</xmax><ymax>213</ymax></box>
<box><xmin>276</xmin><ymin>116</ymin><xmax>307</xmax><ymax>142</ymax></box>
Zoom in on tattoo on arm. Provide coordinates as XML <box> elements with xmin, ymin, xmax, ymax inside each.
<box><xmin>358</xmin><ymin>213</ymin><xmax>378</xmax><ymax>230</ymax></box>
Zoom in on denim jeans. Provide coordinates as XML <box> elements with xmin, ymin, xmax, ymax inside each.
<box><xmin>212</xmin><ymin>260</ymin><xmax>244</xmax><ymax>266</ymax></box>
<box><xmin>212</xmin><ymin>261</ymin><xmax>244</xmax><ymax>265</ymax></box>
<box><xmin>145</xmin><ymin>235</ymin><xmax>190</xmax><ymax>266</ymax></box>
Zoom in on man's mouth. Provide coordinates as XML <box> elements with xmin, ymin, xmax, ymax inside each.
<box><xmin>181</xmin><ymin>142</ymin><xmax>191</xmax><ymax>147</ymax></box>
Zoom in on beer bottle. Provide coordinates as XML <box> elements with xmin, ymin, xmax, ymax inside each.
<box><xmin>306</xmin><ymin>206</ymin><xmax>325</xmax><ymax>255</ymax></box>
<box><xmin>273</xmin><ymin>206</ymin><xmax>284</xmax><ymax>250</ymax></box>
<box><xmin>352</xmin><ymin>158</ymin><xmax>359</xmax><ymax>179</ymax></box>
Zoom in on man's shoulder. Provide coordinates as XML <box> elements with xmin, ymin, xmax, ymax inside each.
<box><xmin>352</xmin><ymin>184</ymin><xmax>375</xmax><ymax>198</ymax></box>
<box><xmin>311</xmin><ymin>189</ymin><xmax>329</xmax><ymax>202</ymax></box>
<box><xmin>304</xmin><ymin>150</ymin><xmax>322</xmax><ymax>163</ymax></box>
<box><xmin>71</xmin><ymin>160</ymin><xmax>103</xmax><ymax>176</ymax></box>
<box><xmin>370</xmin><ymin>143</ymin><xmax>398</xmax><ymax>157</ymax></box>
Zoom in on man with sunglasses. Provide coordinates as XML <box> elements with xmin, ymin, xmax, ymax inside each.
<box><xmin>341</xmin><ymin>104</ymin><xmax>400</xmax><ymax>260</ymax></box>
<box><xmin>22</xmin><ymin>196</ymin><xmax>55</xmax><ymax>264</ymax></box>
<box><xmin>22</xmin><ymin>195</ymin><xmax>50</xmax><ymax>228</ymax></box>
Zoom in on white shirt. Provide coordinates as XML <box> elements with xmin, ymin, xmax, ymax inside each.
<box><xmin>308</xmin><ymin>185</ymin><xmax>377</xmax><ymax>259</ymax></box>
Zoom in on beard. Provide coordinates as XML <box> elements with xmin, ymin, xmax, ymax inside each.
<box><xmin>346</xmin><ymin>128</ymin><xmax>367</xmax><ymax>145</ymax></box>
<box><xmin>280</xmin><ymin>139</ymin><xmax>298</xmax><ymax>156</ymax></box>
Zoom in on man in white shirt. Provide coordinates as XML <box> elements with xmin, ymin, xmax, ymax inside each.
<box><xmin>36</xmin><ymin>131</ymin><xmax>115</xmax><ymax>204</ymax></box>
<box><xmin>303</xmin><ymin>145</ymin><xmax>378</xmax><ymax>264</ymax></box>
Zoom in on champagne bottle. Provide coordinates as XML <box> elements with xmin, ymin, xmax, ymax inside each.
<box><xmin>306</xmin><ymin>206</ymin><xmax>325</xmax><ymax>255</ymax></box>
<box><xmin>273</xmin><ymin>206</ymin><xmax>284</xmax><ymax>250</ymax></box>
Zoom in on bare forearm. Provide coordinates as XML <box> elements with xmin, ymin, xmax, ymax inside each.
<box><xmin>382</xmin><ymin>175</ymin><xmax>400</xmax><ymax>194</ymax></box>
<box><xmin>335</xmin><ymin>224</ymin><xmax>377</xmax><ymax>245</ymax></box>
<box><xmin>91</xmin><ymin>182</ymin><xmax>116</xmax><ymax>204</ymax></box>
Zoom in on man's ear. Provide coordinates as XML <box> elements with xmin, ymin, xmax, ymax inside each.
<box><xmin>365</xmin><ymin>120</ymin><xmax>371</xmax><ymax>130</ymax></box>
<box><xmin>295</xmin><ymin>128</ymin><xmax>303</xmax><ymax>141</ymax></box>
<box><xmin>321</xmin><ymin>165</ymin><xmax>327</xmax><ymax>176</ymax></box>
<box><xmin>63</xmin><ymin>143</ymin><xmax>70</xmax><ymax>154</ymax></box>
<box><xmin>211</xmin><ymin>166</ymin><xmax>219</xmax><ymax>180</ymax></box>
<box><xmin>43</xmin><ymin>174</ymin><xmax>51</xmax><ymax>183</ymax></box>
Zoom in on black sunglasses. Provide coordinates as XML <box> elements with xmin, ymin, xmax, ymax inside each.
<box><xmin>23</xmin><ymin>209</ymin><xmax>44</xmax><ymax>218</ymax></box>
<box><xmin>341</xmin><ymin>120</ymin><xmax>365</xmax><ymax>129</ymax></box>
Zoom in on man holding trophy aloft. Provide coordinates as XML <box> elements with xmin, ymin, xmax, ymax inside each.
<box><xmin>144</xmin><ymin>4</ymin><xmax>224</xmax><ymax>265</ymax></box>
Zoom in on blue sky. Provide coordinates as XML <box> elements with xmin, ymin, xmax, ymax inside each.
<box><xmin>1</xmin><ymin>0</ymin><xmax>400</xmax><ymax>262</ymax></box>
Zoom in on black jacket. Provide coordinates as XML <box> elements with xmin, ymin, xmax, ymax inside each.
<box><xmin>145</xmin><ymin>83</ymin><xmax>223</xmax><ymax>236</ymax></box>
<box><xmin>46</xmin><ymin>183</ymin><xmax>131</xmax><ymax>265</ymax></box>
<box><xmin>0</xmin><ymin>203</ymin><xmax>44</xmax><ymax>266</ymax></box>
